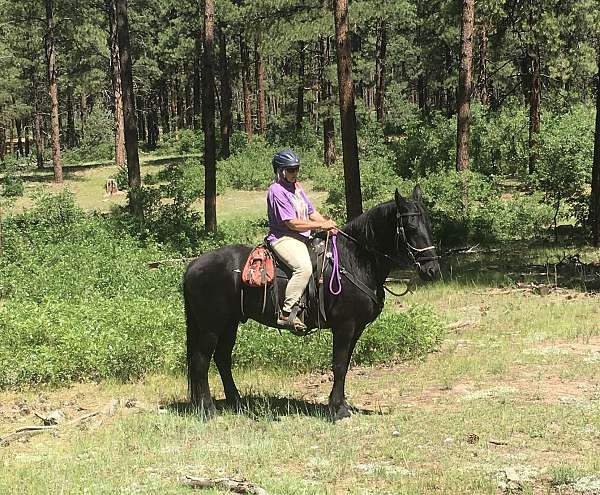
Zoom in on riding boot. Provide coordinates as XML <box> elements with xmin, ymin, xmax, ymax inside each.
<box><xmin>277</xmin><ymin>306</ymin><xmax>307</xmax><ymax>332</ymax></box>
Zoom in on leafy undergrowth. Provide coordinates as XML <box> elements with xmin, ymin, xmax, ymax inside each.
<box><xmin>0</xmin><ymin>191</ymin><xmax>443</xmax><ymax>390</ymax></box>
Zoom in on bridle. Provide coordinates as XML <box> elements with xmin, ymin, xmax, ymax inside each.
<box><xmin>336</xmin><ymin>206</ymin><xmax>439</xmax><ymax>270</ymax></box>
<box><xmin>395</xmin><ymin>209</ymin><xmax>439</xmax><ymax>270</ymax></box>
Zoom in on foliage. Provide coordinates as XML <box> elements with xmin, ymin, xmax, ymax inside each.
<box><xmin>0</xmin><ymin>156</ymin><xmax>24</xmax><ymax>197</ymax></box>
<box><xmin>232</xmin><ymin>305</ymin><xmax>443</xmax><ymax>372</ymax></box>
<box><xmin>217</xmin><ymin>137</ymin><xmax>277</xmax><ymax>190</ymax></box>
<box><xmin>156</xmin><ymin>129</ymin><xmax>204</xmax><ymax>156</ymax></box>
<box><xmin>61</xmin><ymin>106</ymin><xmax>115</xmax><ymax>164</ymax></box>
<box><xmin>530</xmin><ymin>105</ymin><xmax>595</xmax><ymax>227</ymax></box>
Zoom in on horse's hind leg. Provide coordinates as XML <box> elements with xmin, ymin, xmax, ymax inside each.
<box><xmin>186</xmin><ymin>302</ymin><xmax>218</xmax><ymax>416</ymax></box>
<box><xmin>213</xmin><ymin>322</ymin><xmax>242</xmax><ymax>409</ymax></box>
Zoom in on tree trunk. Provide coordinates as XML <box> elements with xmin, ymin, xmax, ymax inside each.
<box><xmin>193</xmin><ymin>28</ymin><xmax>202</xmax><ymax>130</ymax></box>
<box><xmin>456</xmin><ymin>0</ymin><xmax>474</xmax><ymax>172</ymax></box>
<box><xmin>375</xmin><ymin>19</ymin><xmax>387</xmax><ymax>123</ymax></box>
<box><xmin>160</xmin><ymin>81</ymin><xmax>171</xmax><ymax>135</ymax></box>
<box><xmin>218</xmin><ymin>24</ymin><xmax>232</xmax><ymax>159</ymax></box>
<box><xmin>320</xmin><ymin>33</ymin><xmax>336</xmax><ymax>166</ymax></box>
<box><xmin>115</xmin><ymin>0</ymin><xmax>142</xmax><ymax>217</ymax></box>
<box><xmin>33</xmin><ymin>73</ymin><xmax>45</xmax><ymax>169</ymax></box>
<box><xmin>240</xmin><ymin>33</ymin><xmax>253</xmax><ymax>142</ymax></box>
<box><xmin>80</xmin><ymin>93</ymin><xmax>87</xmax><ymax>137</ymax></box>
<box><xmin>176</xmin><ymin>77</ymin><xmax>184</xmax><ymax>130</ymax></box>
<box><xmin>15</xmin><ymin>119</ymin><xmax>23</xmax><ymax>157</ymax></box>
<box><xmin>185</xmin><ymin>71</ymin><xmax>193</xmax><ymax>128</ymax></box>
<box><xmin>202</xmin><ymin>0</ymin><xmax>217</xmax><ymax>233</ymax></box>
<box><xmin>590</xmin><ymin>49</ymin><xmax>600</xmax><ymax>246</ymax></box>
<box><xmin>528</xmin><ymin>46</ymin><xmax>541</xmax><ymax>175</ymax></box>
<box><xmin>44</xmin><ymin>0</ymin><xmax>62</xmax><ymax>182</ymax></box>
<box><xmin>296</xmin><ymin>43</ymin><xmax>305</xmax><ymax>131</ymax></box>
<box><xmin>333</xmin><ymin>0</ymin><xmax>362</xmax><ymax>220</ymax></box>
<box><xmin>255</xmin><ymin>40</ymin><xmax>266</xmax><ymax>135</ymax></box>
<box><xmin>66</xmin><ymin>86</ymin><xmax>77</xmax><ymax>148</ymax></box>
<box><xmin>477</xmin><ymin>23</ymin><xmax>489</xmax><ymax>106</ymax></box>
<box><xmin>24</xmin><ymin>121</ymin><xmax>30</xmax><ymax>156</ymax></box>
<box><xmin>108</xmin><ymin>0</ymin><xmax>126</xmax><ymax>167</ymax></box>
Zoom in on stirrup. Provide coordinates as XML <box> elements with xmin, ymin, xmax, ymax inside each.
<box><xmin>277</xmin><ymin>307</ymin><xmax>307</xmax><ymax>333</ymax></box>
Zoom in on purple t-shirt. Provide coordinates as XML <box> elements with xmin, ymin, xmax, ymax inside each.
<box><xmin>266</xmin><ymin>180</ymin><xmax>315</xmax><ymax>243</ymax></box>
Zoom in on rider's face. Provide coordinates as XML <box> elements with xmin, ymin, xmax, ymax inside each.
<box><xmin>283</xmin><ymin>167</ymin><xmax>299</xmax><ymax>183</ymax></box>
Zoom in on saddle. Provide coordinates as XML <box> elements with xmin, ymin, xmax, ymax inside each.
<box><xmin>240</xmin><ymin>237</ymin><xmax>331</xmax><ymax>332</ymax></box>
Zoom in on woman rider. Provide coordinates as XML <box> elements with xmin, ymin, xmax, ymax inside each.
<box><xmin>266</xmin><ymin>149</ymin><xmax>337</xmax><ymax>330</ymax></box>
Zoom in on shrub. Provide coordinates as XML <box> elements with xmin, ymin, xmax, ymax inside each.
<box><xmin>62</xmin><ymin>106</ymin><xmax>114</xmax><ymax>163</ymax></box>
<box><xmin>233</xmin><ymin>305</ymin><xmax>444</xmax><ymax>372</ymax></box>
<box><xmin>157</xmin><ymin>129</ymin><xmax>204</xmax><ymax>156</ymax></box>
<box><xmin>0</xmin><ymin>156</ymin><xmax>24</xmax><ymax>197</ymax></box>
<box><xmin>218</xmin><ymin>137</ymin><xmax>277</xmax><ymax>190</ymax></box>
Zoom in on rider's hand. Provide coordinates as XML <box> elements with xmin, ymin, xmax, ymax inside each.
<box><xmin>321</xmin><ymin>219</ymin><xmax>337</xmax><ymax>233</ymax></box>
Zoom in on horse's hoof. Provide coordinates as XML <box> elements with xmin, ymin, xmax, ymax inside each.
<box><xmin>331</xmin><ymin>405</ymin><xmax>352</xmax><ymax>422</ymax></box>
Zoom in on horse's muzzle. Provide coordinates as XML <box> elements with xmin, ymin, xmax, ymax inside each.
<box><xmin>418</xmin><ymin>261</ymin><xmax>441</xmax><ymax>281</ymax></box>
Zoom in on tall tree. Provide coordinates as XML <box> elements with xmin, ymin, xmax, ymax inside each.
<box><xmin>295</xmin><ymin>43</ymin><xmax>305</xmax><ymax>130</ymax></box>
<box><xmin>240</xmin><ymin>32</ymin><xmax>253</xmax><ymax>141</ymax></box>
<box><xmin>333</xmin><ymin>0</ymin><xmax>362</xmax><ymax>219</ymax></box>
<box><xmin>115</xmin><ymin>0</ymin><xmax>141</xmax><ymax>217</ymax></box>
<box><xmin>107</xmin><ymin>0</ymin><xmax>125</xmax><ymax>167</ymax></box>
<box><xmin>255</xmin><ymin>39</ymin><xmax>266</xmax><ymax>135</ymax></box>
<box><xmin>202</xmin><ymin>0</ymin><xmax>217</xmax><ymax>233</ymax></box>
<box><xmin>374</xmin><ymin>19</ymin><xmax>387</xmax><ymax>123</ymax></box>
<box><xmin>456</xmin><ymin>0</ymin><xmax>474</xmax><ymax>172</ymax></box>
<box><xmin>320</xmin><ymin>32</ymin><xmax>336</xmax><ymax>166</ymax></box>
<box><xmin>218</xmin><ymin>24</ymin><xmax>232</xmax><ymax>159</ymax></box>
<box><xmin>591</xmin><ymin>47</ymin><xmax>600</xmax><ymax>245</ymax></box>
<box><xmin>44</xmin><ymin>0</ymin><xmax>62</xmax><ymax>183</ymax></box>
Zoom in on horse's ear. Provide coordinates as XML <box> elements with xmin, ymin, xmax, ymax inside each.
<box><xmin>395</xmin><ymin>188</ymin><xmax>403</xmax><ymax>206</ymax></box>
<box><xmin>412</xmin><ymin>184</ymin><xmax>423</xmax><ymax>202</ymax></box>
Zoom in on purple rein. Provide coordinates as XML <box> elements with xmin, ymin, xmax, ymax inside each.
<box><xmin>328</xmin><ymin>233</ymin><xmax>342</xmax><ymax>295</ymax></box>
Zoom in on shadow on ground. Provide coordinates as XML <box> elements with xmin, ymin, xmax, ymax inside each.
<box><xmin>164</xmin><ymin>395</ymin><xmax>381</xmax><ymax>422</ymax></box>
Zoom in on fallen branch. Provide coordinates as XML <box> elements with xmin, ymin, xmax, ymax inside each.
<box><xmin>0</xmin><ymin>411</ymin><xmax>100</xmax><ymax>447</ymax></box>
<box><xmin>184</xmin><ymin>475</ymin><xmax>268</xmax><ymax>495</ymax></box>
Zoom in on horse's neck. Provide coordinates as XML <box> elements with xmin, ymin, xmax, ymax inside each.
<box><xmin>337</xmin><ymin>232</ymin><xmax>394</xmax><ymax>289</ymax></box>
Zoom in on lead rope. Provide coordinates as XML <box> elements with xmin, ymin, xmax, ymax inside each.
<box><xmin>329</xmin><ymin>233</ymin><xmax>342</xmax><ymax>295</ymax></box>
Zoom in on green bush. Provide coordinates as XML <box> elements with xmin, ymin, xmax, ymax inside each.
<box><xmin>62</xmin><ymin>106</ymin><xmax>114</xmax><ymax>163</ymax></box>
<box><xmin>0</xmin><ymin>156</ymin><xmax>25</xmax><ymax>197</ymax></box>
<box><xmin>233</xmin><ymin>305</ymin><xmax>443</xmax><ymax>372</ymax></box>
<box><xmin>218</xmin><ymin>137</ymin><xmax>277</xmax><ymax>190</ymax></box>
<box><xmin>157</xmin><ymin>129</ymin><xmax>204</xmax><ymax>156</ymax></box>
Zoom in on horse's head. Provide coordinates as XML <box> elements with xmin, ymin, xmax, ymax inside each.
<box><xmin>394</xmin><ymin>185</ymin><xmax>441</xmax><ymax>281</ymax></box>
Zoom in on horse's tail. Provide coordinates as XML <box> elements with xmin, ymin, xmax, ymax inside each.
<box><xmin>184</xmin><ymin>280</ymin><xmax>202</xmax><ymax>406</ymax></box>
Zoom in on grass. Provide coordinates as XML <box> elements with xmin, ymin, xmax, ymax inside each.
<box><xmin>2</xmin><ymin>163</ymin><xmax>600</xmax><ymax>493</ymax></box>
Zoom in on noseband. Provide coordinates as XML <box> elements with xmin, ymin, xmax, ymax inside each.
<box><xmin>396</xmin><ymin>211</ymin><xmax>439</xmax><ymax>269</ymax></box>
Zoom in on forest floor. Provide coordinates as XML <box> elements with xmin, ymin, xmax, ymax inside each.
<box><xmin>1</xmin><ymin>166</ymin><xmax>600</xmax><ymax>494</ymax></box>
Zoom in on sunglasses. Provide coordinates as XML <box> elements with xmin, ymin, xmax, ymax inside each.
<box><xmin>284</xmin><ymin>167</ymin><xmax>300</xmax><ymax>173</ymax></box>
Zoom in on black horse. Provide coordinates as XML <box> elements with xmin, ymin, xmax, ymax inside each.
<box><xmin>184</xmin><ymin>185</ymin><xmax>441</xmax><ymax>420</ymax></box>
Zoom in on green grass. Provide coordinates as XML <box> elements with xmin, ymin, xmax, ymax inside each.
<box><xmin>2</xmin><ymin>165</ymin><xmax>600</xmax><ymax>493</ymax></box>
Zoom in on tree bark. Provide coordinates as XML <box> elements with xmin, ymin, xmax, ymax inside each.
<box><xmin>193</xmin><ymin>27</ymin><xmax>202</xmax><ymax>131</ymax></box>
<box><xmin>160</xmin><ymin>81</ymin><xmax>171</xmax><ymax>135</ymax></box>
<box><xmin>296</xmin><ymin>43</ymin><xmax>305</xmax><ymax>130</ymax></box>
<box><xmin>218</xmin><ymin>24</ymin><xmax>232</xmax><ymax>159</ymax></box>
<box><xmin>456</xmin><ymin>0</ymin><xmax>474</xmax><ymax>172</ymax></box>
<box><xmin>176</xmin><ymin>77</ymin><xmax>185</xmax><ymax>130</ymax></box>
<box><xmin>320</xmin><ymin>33</ymin><xmax>336</xmax><ymax>166</ymax></box>
<box><xmin>375</xmin><ymin>19</ymin><xmax>387</xmax><ymax>123</ymax></box>
<box><xmin>255</xmin><ymin>40</ymin><xmax>266</xmax><ymax>135</ymax></box>
<box><xmin>528</xmin><ymin>46</ymin><xmax>541</xmax><ymax>175</ymax></box>
<box><xmin>115</xmin><ymin>0</ymin><xmax>142</xmax><ymax>217</ymax></box>
<box><xmin>590</xmin><ymin>49</ymin><xmax>600</xmax><ymax>245</ymax></box>
<box><xmin>202</xmin><ymin>0</ymin><xmax>217</xmax><ymax>233</ymax></box>
<box><xmin>44</xmin><ymin>0</ymin><xmax>62</xmax><ymax>183</ymax></box>
<box><xmin>32</xmin><ymin>73</ymin><xmax>45</xmax><ymax>169</ymax></box>
<box><xmin>108</xmin><ymin>0</ymin><xmax>126</xmax><ymax>167</ymax></box>
<box><xmin>24</xmin><ymin>121</ymin><xmax>30</xmax><ymax>156</ymax></box>
<box><xmin>333</xmin><ymin>0</ymin><xmax>362</xmax><ymax>219</ymax></box>
<box><xmin>477</xmin><ymin>23</ymin><xmax>489</xmax><ymax>106</ymax></box>
<box><xmin>239</xmin><ymin>33</ymin><xmax>253</xmax><ymax>142</ymax></box>
<box><xmin>66</xmin><ymin>86</ymin><xmax>77</xmax><ymax>148</ymax></box>
<box><xmin>15</xmin><ymin>119</ymin><xmax>23</xmax><ymax>157</ymax></box>
<box><xmin>80</xmin><ymin>93</ymin><xmax>87</xmax><ymax>137</ymax></box>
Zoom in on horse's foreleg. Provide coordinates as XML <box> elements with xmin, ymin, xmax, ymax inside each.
<box><xmin>329</xmin><ymin>324</ymin><xmax>364</xmax><ymax>421</ymax></box>
<box><xmin>214</xmin><ymin>322</ymin><xmax>241</xmax><ymax>409</ymax></box>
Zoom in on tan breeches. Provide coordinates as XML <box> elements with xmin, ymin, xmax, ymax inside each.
<box><xmin>271</xmin><ymin>236</ymin><xmax>312</xmax><ymax>313</ymax></box>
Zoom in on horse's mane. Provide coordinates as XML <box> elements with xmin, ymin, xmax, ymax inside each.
<box><xmin>342</xmin><ymin>200</ymin><xmax>396</xmax><ymax>245</ymax></box>
<box><xmin>337</xmin><ymin>201</ymin><xmax>397</xmax><ymax>281</ymax></box>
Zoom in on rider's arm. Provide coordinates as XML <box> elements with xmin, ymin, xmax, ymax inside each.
<box><xmin>285</xmin><ymin>212</ymin><xmax>336</xmax><ymax>232</ymax></box>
